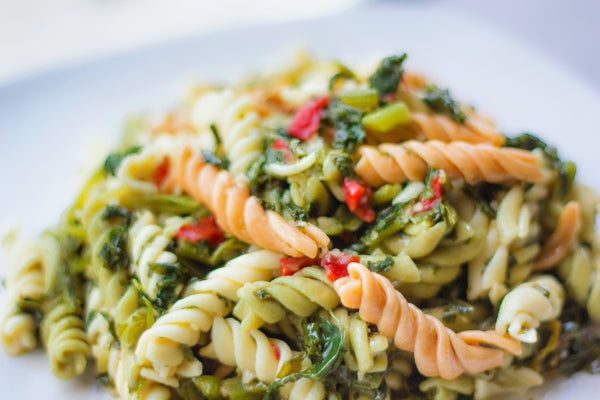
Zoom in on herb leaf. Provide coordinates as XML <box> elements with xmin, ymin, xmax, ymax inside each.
<box><xmin>103</xmin><ymin>146</ymin><xmax>142</xmax><ymax>176</ymax></box>
<box><xmin>326</xmin><ymin>99</ymin><xmax>366</xmax><ymax>152</ymax></box>
<box><xmin>423</xmin><ymin>85</ymin><xmax>467</xmax><ymax>123</ymax></box>
<box><xmin>369</xmin><ymin>54</ymin><xmax>407</xmax><ymax>98</ymax></box>
<box><xmin>201</xmin><ymin>150</ymin><xmax>229</xmax><ymax>169</ymax></box>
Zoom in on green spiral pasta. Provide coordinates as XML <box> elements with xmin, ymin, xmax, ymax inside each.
<box><xmin>233</xmin><ymin>266</ymin><xmax>338</xmax><ymax>329</ymax></box>
<box><xmin>0</xmin><ymin>229</ymin><xmax>46</xmax><ymax>356</ymax></box>
<box><xmin>129</xmin><ymin>211</ymin><xmax>188</xmax><ymax>299</ymax></box>
<box><xmin>135</xmin><ymin>249</ymin><xmax>281</xmax><ymax>387</ymax></box>
<box><xmin>41</xmin><ymin>299</ymin><xmax>90</xmax><ymax>379</ymax></box>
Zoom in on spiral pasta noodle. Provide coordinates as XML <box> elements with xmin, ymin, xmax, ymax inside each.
<box><xmin>495</xmin><ymin>275</ymin><xmax>565</xmax><ymax>343</ymax></box>
<box><xmin>234</xmin><ymin>266</ymin><xmax>338</xmax><ymax>329</ymax></box>
<box><xmin>135</xmin><ymin>249</ymin><xmax>281</xmax><ymax>386</ymax></box>
<box><xmin>192</xmin><ymin>90</ymin><xmax>264</xmax><ymax>177</ymax></box>
<box><xmin>411</xmin><ymin>111</ymin><xmax>505</xmax><ymax>146</ymax></box>
<box><xmin>334</xmin><ymin>263</ymin><xmax>521</xmax><ymax>380</ymax></box>
<box><xmin>169</xmin><ymin>143</ymin><xmax>329</xmax><ymax>257</ymax></box>
<box><xmin>129</xmin><ymin>211</ymin><xmax>188</xmax><ymax>299</ymax></box>
<box><xmin>534</xmin><ymin>201</ymin><xmax>580</xmax><ymax>270</ymax></box>
<box><xmin>41</xmin><ymin>299</ymin><xmax>90</xmax><ymax>379</ymax></box>
<box><xmin>199</xmin><ymin>316</ymin><xmax>293</xmax><ymax>383</ymax></box>
<box><xmin>0</xmin><ymin>229</ymin><xmax>46</xmax><ymax>355</ymax></box>
<box><xmin>355</xmin><ymin>140</ymin><xmax>545</xmax><ymax>187</ymax></box>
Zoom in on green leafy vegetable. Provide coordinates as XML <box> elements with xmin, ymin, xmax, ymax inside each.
<box><xmin>326</xmin><ymin>99</ymin><xmax>366</xmax><ymax>152</ymax></box>
<box><xmin>264</xmin><ymin>314</ymin><xmax>345</xmax><ymax>399</ymax></box>
<box><xmin>201</xmin><ymin>149</ymin><xmax>229</xmax><ymax>169</ymax></box>
<box><xmin>103</xmin><ymin>146</ymin><xmax>142</xmax><ymax>176</ymax></box>
<box><xmin>462</xmin><ymin>182</ymin><xmax>503</xmax><ymax>217</ymax></box>
<box><xmin>506</xmin><ymin>133</ymin><xmax>576</xmax><ymax>196</ymax></box>
<box><xmin>119</xmin><ymin>192</ymin><xmax>201</xmax><ymax>215</ymax></box>
<box><xmin>366</xmin><ymin>255</ymin><xmax>394</xmax><ymax>273</ymax></box>
<box><xmin>369</xmin><ymin>54</ymin><xmax>407</xmax><ymax>98</ymax></box>
<box><xmin>99</xmin><ymin>226</ymin><xmax>130</xmax><ymax>271</ymax></box>
<box><xmin>422</xmin><ymin>85</ymin><xmax>467</xmax><ymax>123</ymax></box>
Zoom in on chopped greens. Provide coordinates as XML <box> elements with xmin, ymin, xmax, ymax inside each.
<box><xmin>422</xmin><ymin>85</ymin><xmax>467</xmax><ymax>123</ymax></box>
<box><xmin>103</xmin><ymin>146</ymin><xmax>142</xmax><ymax>176</ymax></box>
<box><xmin>369</xmin><ymin>54</ymin><xmax>407</xmax><ymax>98</ymax></box>
<box><xmin>201</xmin><ymin>149</ymin><xmax>230</xmax><ymax>169</ymax></box>
<box><xmin>326</xmin><ymin>98</ymin><xmax>366</xmax><ymax>152</ymax></box>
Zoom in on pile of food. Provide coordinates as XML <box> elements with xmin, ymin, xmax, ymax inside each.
<box><xmin>1</xmin><ymin>52</ymin><xmax>599</xmax><ymax>400</ymax></box>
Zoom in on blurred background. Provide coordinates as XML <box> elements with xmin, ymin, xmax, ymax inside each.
<box><xmin>0</xmin><ymin>0</ymin><xmax>599</xmax><ymax>92</ymax></box>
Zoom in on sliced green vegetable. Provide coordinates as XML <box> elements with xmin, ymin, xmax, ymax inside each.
<box><xmin>118</xmin><ymin>192</ymin><xmax>201</xmax><ymax>215</ymax></box>
<box><xmin>362</xmin><ymin>102</ymin><xmax>411</xmax><ymax>133</ymax></box>
<box><xmin>339</xmin><ymin>89</ymin><xmax>379</xmax><ymax>111</ymax></box>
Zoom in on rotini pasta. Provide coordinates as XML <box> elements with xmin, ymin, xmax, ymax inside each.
<box><xmin>334</xmin><ymin>263</ymin><xmax>522</xmax><ymax>380</ymax></box>
<box><xmin>0</xmin><ymin>229</ymin><xmax>46</xmax><ymax>355</ymax></box>
<box><xmin>2</xmin><ymin>52</ymin><xmax>599</xmax><ymax>400</ymax></box>
<box><xmin>355</xmin><ymin>140</ymin><xmax>545</xmax><ymax>187</ymax></box>
<box><xmin>135</xmin><ymin>249</ymin><xmax>281</xmax><ymax>386</ymax></box>
<box><xmin>495</xmin><ymin>275</ymin><xmax>565</xmax><ymax>343</ymax></box>
<box><xmin>169</xmin><ymin>144</ymin><xmax>329</xmax><ymax>257</ymax></box>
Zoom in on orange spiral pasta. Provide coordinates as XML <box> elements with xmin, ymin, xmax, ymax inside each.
<box><xmin>411</xmin><ymin>112</ymin><xmax>505</xmax><ymax>146</ymax></box>
<box><xmin>534</xmin><ymin>201</ymin><xmax>580</xmax><ymax>271</ymax></box>
<box><xmin>170</xmin><ymin>144</ymin><xmax>329</xmax><ymax>258</ymax></box>
<box><xmin>356</xmin><ymin>140</ymin><xmax>544</xmax><ymax>187</ymax></box>
<box><xmin>334</xmin><ymin>263</ymin><xmax>522</xmax><ymax>380</ymax></box>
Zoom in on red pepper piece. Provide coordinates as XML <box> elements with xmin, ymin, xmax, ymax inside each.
<box><xmin>152</xmin><ymin>156</ymin><xmax>170</xmax><ymax>188</ymax></box>
<box><xmin>343</xmin><ymin>178</ymin><xmax>376</xmax><ymax>222</ymax></box>
<box><xmin>272</xmin><ymin>137</ymin><xmax>294</xmax><ymax>162</ymax></box>
<box><xmin>413</xmin><ymin>174</ymin><xmax>443</xmax><ymax>215</ymax></box>
<box><xmin>271</xmin><ymin>343</ymin><xmax>281</xmax><ymax>360</ymax></box>
<box><xmin>287</xmin><ymin>96</ymin><xmax>329</xmax><ymax>140</ymax></box>
<box><xmin>174</xmin><ymin>215</ymin><xmax>225</xmax><ymax>246</ymax></box>
<box><xmin>280</xmin><ymin>256</ymin><xmax>320</xmax><ymax>276</ymax></box>
<box><xmin>321</xmin><ymin>249</ymin><xmax>361</xmax><ymax>282</ymax></box>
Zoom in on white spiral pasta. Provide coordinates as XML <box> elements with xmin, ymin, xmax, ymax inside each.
<box><xmin>332</xmin><ymin>308</ymin><xmax>388</xmax><ymax>379</ymax></box>
<box><xmin>280</xmin><ymin>378</ymin><xmax>327</xmax><ymax>400</ymax></box>
<box><xmin>135</xmin><ymin>249</ymin><xmax>281</xmax><ymax>386</ymax></box>
<box><xmin>129</xmin><ymin>211</ymin><xmax>188</xmax><ymax>299</ymax></box>
<box><xmin>473</xmin><ymin>367</ymin><xmax>543</xmax><ymax>400</ymax></box>
<box><xmin>495</xmin><ymin>275</ymin><xmax>565</xmax><ymax>343</ymax></box>
<box><xmin>192</xmin><ymin>89</ymin><xmax>264</xmax><ymax>177</ymax></box>
<box><xmin>199</xmin><ymin>316</ymin><xmax>293</xmax><ymax>383</ymax></box>
<box><xmin>0</xmin><ymin>229</ymin><xmax>46</xmax><ymax>355</ymax></box>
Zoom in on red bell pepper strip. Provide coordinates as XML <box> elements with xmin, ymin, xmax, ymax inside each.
<box><xmin>321</xmin><ymin>249</ymin><xmax>361</xmax><ymax>281</ymax></box>
<box><xmin>174</xmin><ymin>215</ymin><xmax>225</xmax><ymax>247</ymax></box>
<box><xmin>280</xmin><ymin>256</ymin><xmax>320</xmax><ymax>276</ymax></box>
<box><xmin>343</xmin><ymin>178</ymin><xmax>376</xmax><ymax>222</ymax></box>
<box><xmin>287</xmin><ymin>96</ymin><xmax>329</xmax><ymax>140</ymax></box>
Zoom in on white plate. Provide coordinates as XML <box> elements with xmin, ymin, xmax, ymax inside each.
<box><xmin>1</xmin><ymin>4</ymin><xmax>599</xmax><ymax>399</ymax></box>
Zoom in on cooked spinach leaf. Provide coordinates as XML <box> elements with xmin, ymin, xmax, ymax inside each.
<box><xmin>103</xmin><ymin>146</ymin><xmax>142</xmax><ymax>176</ymax></box>
<box><xmin>201</xmin><ymin>149</ymin><xmax>229</xmax><ymax>169</ymax></box>
<box><xmin>422</xmin><ymin>85</ymin><xmax>466</xmax><ymax>123</ymax></box>
<box><xmin>326</xmin><ymin>99</ymin><xmax>366</xmax><ymax>152</ymax></box>
<box><xmin>369</xmin><ymin>54</ymin><xmax>407</xmax><ymax>98</ymax></box>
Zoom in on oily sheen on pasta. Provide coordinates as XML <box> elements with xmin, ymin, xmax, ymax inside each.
<box><xmin>1</xmin><ymin>52</ymin><xmax>599</xmax><ymax>400</ymax></box>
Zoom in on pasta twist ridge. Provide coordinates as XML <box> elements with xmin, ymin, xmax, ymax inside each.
<box><xmin>355</xmin><ymin>140</ymin><xmax>544</xmax><ymax>187</ymax></box>
<box><xmin>334</xmin><ymin>263</ymin><xmax>521</xmax><ymax>380</ymax></box>
<box><xmin>129</xmin><ymin>211</ymin><xmax>187</xmax><ymax>299</ymax></box>
<box><xmin>199</xmin><ymin>316</ymin><xmax>293</xmax><ymax>383</ymax></box>
<box><xmin>234</xmin><ymin>266</ymin><xmax>339</xmax><ymax>329</ymax></box>
<box><xmin>495</xmin><ymin>275</ymin><xmax>565</xmax><ymax>343</ymax></box>
<box><xmin>534</xmin><ymin>201</ymin><xmax>580</xmax><ymax>270</ymax></box>
<box><xmin>170</xmin><ymin>144</ymin><xmax>329</xmax><ymax>257</ymax></box>
<box><xmin>192</xmin><ymin>90</ymin><xmax>264</xmax><ymax>177</ymax></box>
<box><xmin>0</xmin><ymin>230</ymin><xmax>46</xmax><ymax>355</ymax></box>
<box><xmin>41</xmin><ymin>300</ymin><xmax>91</xmax><ymax>379</ymax></box>
<box><xmin>135</xmin><ymin>250</ymin><xmax>281</xmax><ymax>385</ymax></box>
<box><xmin>411</xmin><ymin>112</ymin><xmax>505</xmax><ymax>146</ymax></box>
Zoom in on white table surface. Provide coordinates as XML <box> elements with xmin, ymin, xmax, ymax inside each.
<box><xmin>1</xmin><ymin>0</ymin><xmax>599</xmax><ymax>93</ymax></box>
